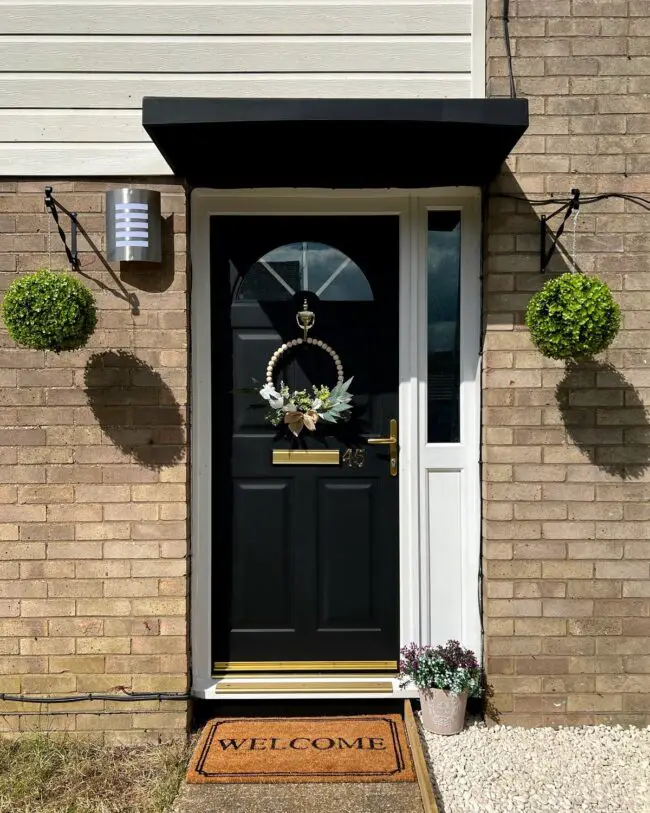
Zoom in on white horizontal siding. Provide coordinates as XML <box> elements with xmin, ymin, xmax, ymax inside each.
<box><xmin>0</xmin><ymin>36</ymin><xmax>470</xmax><ymax>73</ymax></box>
<box><xmin>0</xmin><ymin>74</ymin><xmax>473</xmax><ymax>109</ymax></box>
<box><xmin>0</xmin><ymin>0</ymin><xmax>482</xmax><ymax>176</ymax></box>
<box><xmin>1</xmin><ymin>2</ymin><xmax>472</xmax><ymax>35</ymax></box>
<box><xmin>0</xmin><ymin>143</ymin><xmax>171</xmax><ymax>174</ymax></box>
<box><xmin>0</xmin><ymin>111</ymin><xmax>147</xmax><ymax>141</ymax></box>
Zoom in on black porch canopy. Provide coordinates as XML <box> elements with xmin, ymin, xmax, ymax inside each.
<box><xmin>142</xmin><ymin>97</ymin><xmax>528</xmax><ymax>189</ymax></box>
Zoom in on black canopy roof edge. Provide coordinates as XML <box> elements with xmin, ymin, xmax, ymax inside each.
<box><xmin>143</xmin><ymin>97</ymin><xmax>529</xmax><ymax>189</ymax></box>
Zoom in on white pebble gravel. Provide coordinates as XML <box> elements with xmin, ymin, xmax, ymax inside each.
<box><xmin>419</xmin><ymin>716</ymin><xmax>650</xmax><ymax>813</ymax></box>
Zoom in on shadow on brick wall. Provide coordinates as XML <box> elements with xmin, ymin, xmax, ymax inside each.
<box><xmin>556</xmin><ymin>361</ymin><xmax>650</xmax><ymax>480</ymax></box>
<box><xmin>485</xmin><ymin>168</ymin><xmax>584</xmax><ymax>333</ymax></box>
<box><xmin>119</xmin><ymin>214</ymin><xmax>177</xmax><ymax>293</ymax></box>
<box><xmin>84</xmin><ymin>350</ymin><xmax>185</xmax><ymax>469</ymax></box>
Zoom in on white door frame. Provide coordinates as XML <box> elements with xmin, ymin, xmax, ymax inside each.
<box><xmin>189</xmin><ymin>188</ymin><xmax>481</xmax><ymax>699</ymax></box>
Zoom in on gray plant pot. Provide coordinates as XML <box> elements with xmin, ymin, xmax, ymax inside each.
<box><xmin>420</xmin><ymin>688</ymin><xmax>468</xmax><ymax>735</ymax></box>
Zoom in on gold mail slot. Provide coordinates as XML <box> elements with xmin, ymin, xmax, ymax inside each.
<box><xmin>272</xmin><ymin>449</ymin><xmax>340</xmax><ymax>465</ymax></box>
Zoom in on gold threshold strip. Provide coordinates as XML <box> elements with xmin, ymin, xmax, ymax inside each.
<box><xmin>213</xmin><ymin>660</ymin><xmax>398</xmax><ymax>673</ymax></box>
<box><xmin>213</xmin><ymin>673</ymin><xmax>397</xmax><ymax>680</ymax></box>
<box><xmin>215</xmin><ymin>681</ymin><xmax>394</xmax><ymax>694</ymax></box>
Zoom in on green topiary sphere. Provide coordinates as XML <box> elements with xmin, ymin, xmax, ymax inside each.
<box><xmin>2</xmin><ymin>269</ymin><xmax>97</xmax><ymax>352</ymax></box>
<box><xmin>525</xmin><ymin>272</ymin><xmax>620</xmax><ymax>361</ymax></box>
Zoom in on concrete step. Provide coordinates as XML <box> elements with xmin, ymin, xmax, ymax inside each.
<box><xmin>173</xmin><ymin>782</ymin><xmax>423</xmax><ymax>813</ymax></box>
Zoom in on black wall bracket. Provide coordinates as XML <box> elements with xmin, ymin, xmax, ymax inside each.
<box><xmin>540</xmin><ymin>188</ymin><xmax>580</xmax><ymax>273</ymax></box>
<box><xmin>44</xmin><ymin>186</ymin><xmax>79</xmax><ymax>270</ymax></box>
<box><xmin>43</xmin><ymin>186</ymin><xmax>141</xmax><ymax>315</ymax></box>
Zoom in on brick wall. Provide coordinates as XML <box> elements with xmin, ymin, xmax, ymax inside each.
<box><xmin>0</xmin><ymin>180</ymin><xmax>189</xmax><ymax>742</ymax></box>
<box><xmin>485</xmin><ymin>0</ymin><xmax>650</xmax><ymax>725</ymax></box>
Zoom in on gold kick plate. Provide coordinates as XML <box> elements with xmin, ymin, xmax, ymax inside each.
<box><xmin>214</xmin><ymin>681</ymin><xmax>394</xmax><ymax>694</ymax></box>
<box><xmin>367</xmin><ymin>418</ymin><xmax>399</xmax><ymax>477</ymax></box>
<box><xmin>272</xmin><ymin>449</ymin><xmax>340</xmax><ymax>465</ymax></box>
<box><xmin>213</xmin><ymin>660</ymin><xmax>398</xmax><ymax>673</ymax></box>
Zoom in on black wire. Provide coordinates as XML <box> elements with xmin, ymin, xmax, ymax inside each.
<box><xmin>492</xmin><ymin>190</ymin><xmax>650</xmax><ymax>272</ymax></box>
<box><xmin>503</xmin><ymin>0</ymin><xmax>516</xmax><ymax>99</ymax></box>
<box><xmin>0</xmin><ymin>691</ymin><xmax>191</xmax><ymax>704</ymax></box>
<box><xmin>491</xmin><ymin>191</ymin><xmax>650</xmax><ymax>213</ymax></box>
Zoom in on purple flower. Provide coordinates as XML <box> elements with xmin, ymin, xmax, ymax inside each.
<box><xmin>398</xmin><ymin>639</ymin><xmax>482</xmax><ymax>696</ymax></box>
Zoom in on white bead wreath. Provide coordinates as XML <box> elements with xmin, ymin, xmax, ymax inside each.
<box><xmin>265</xmin><ymin>337</ymin><xmax>344</xmax><ymax>387</ymax></box>
<box><xmin>260</xmin><ymin>338</ymin><xmax>353</xmax><ymax>436</ymax></box>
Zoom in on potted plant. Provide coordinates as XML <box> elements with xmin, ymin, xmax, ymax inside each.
<box><xmin>400</xmin><ymin>640</ymin><xmax>482</xmax><ymax>735</ymax></box>
<box><xmin>2</xmin><ymin>269</ymin><xmax>97</xmax><ymax>352</ymax></box>
<box><xmin>525</xmin><ymin>272</ymin><xmax>620</xmax><ymax>361</ymax></box>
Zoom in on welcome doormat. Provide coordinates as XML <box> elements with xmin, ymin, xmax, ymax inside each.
<box><xmin>186</xmin><ymin>714</ymin><xmax>416</xmax><ymax>784</ymax></box>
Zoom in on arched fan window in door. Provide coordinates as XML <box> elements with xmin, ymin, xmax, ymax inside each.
<box><xmin>235</xmin><ymin>241</ymin><xmax>374</xmax><ymax>302</ymax></box>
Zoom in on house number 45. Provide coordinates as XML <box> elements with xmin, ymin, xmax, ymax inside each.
<box><xmin>342</xmin><ymin>448</ymin><xmax>365</xmax><ymax>468</ymax></box>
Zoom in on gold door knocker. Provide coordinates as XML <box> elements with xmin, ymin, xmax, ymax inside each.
<box><xmin>296</xmin><ymin>299</ymin><xmax>315</xmax><ymax>340</ymax></box>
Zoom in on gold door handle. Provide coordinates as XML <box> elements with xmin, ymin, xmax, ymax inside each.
<box><xmin>367</xmin><ymin>418</ymin><xmax>398</xmax><ymax>477</ymax></box>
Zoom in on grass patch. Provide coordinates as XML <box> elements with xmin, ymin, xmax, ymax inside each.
<box><xmin>0</xmin><ymin>735</ymin><xmax>191</xmax><ymax>813</ymax></box>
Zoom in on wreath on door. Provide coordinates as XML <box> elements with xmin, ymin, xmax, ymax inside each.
<box><xmin>259</xmin><ymin>300</ymin><xmax>354</xmax><ymax>436</ymax></box>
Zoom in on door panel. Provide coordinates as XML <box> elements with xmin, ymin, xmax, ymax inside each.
<box><xmin>232</xmin><ymin>331</ymin><xmax>281</xmax><ymax>432</ymax></box>
<box><xmin>318</xmin><ymin>481</ymin><xmax>375</xmax><ymax>629</ymax></box>
<box><xmin>211</xmin><ymin>214</ymin><xmax>399</xmax><ymax>669</ymax></box>
<box><xmin>231</xmin><ymin>480</ymin><xmax>294</xmax><ymax>630</ymax></box>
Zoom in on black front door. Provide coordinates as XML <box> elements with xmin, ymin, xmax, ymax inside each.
<box><xmin>211</xmin><ymin>214</ymin><xmax>399</xmax><ymax>670</ymax></box>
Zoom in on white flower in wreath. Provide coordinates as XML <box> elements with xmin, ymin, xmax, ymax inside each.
<box><xmin>260</xmin><ymin>383</ymin><xmax>284</xmax><ymax>409</ymax></box>
<box><xmin>260</xmin><ymin>383</ymin><xmax>279</xmax><ymax>401</ymax></box>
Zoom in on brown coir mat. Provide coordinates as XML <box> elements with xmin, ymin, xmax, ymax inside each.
<box><xmin>186</xmin><ymin>714</ymin><xmax>416</xmax><ymax>784</ymax></box>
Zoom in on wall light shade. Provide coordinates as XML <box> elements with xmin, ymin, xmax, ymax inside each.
<box><xmin>105</xmin><ymin>188</ymin><xmax>162</xmax><ymax>263</ymax></box>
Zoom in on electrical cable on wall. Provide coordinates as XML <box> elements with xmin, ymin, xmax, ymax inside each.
<box><xmin>502</xmin><ymin>0</ymin><xmax>516</xmax><ymax>99</ymax></box>
<box><xmin>491</xmin><ymin>190</ymin><xmax>650</xmax><ymax>273</ymax></box>
<box><xmin>491</xmin><ymin>191</ymin><xmax>650</xmax><ymax>212</ymax></box>
<box><xmin>0</xmin><ymin>690</ymin><xmax>191</xmax><ymax>704</ymax></box>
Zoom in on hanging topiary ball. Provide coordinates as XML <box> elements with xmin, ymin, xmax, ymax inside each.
<box><xmin>525</xmin><ymin>272</ymin><xmax>620</xmax><ymax>361</ymax></box>
<box><xmin>2</xmin><ymin>269</ymin><xmax>97</xmax><ymax>352</ymax></box>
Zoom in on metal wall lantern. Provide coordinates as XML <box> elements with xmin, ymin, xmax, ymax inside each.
<box><xmin>105</xmin><ymin>188</ymin><xmax>161</xmax><ymax>263</ymax></box>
